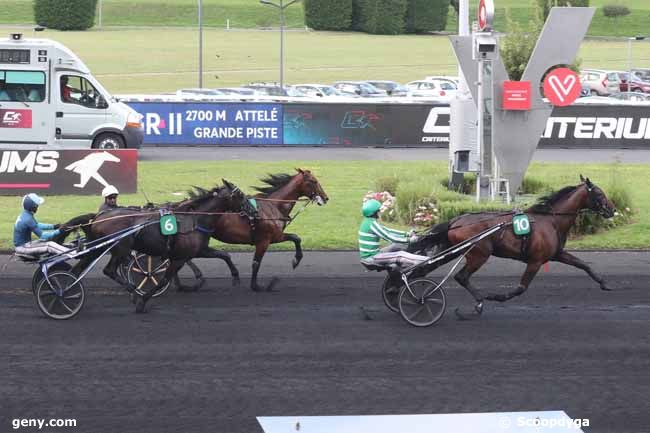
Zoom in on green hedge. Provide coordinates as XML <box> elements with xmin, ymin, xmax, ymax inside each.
<box><xmin>304</xmin><ymin>0</ymin><xmax>353</xmax><ymax>30</ymax></box>
<box><xmin>405</xmin><ymin>0</ymin><xmax>449</xmax><ymax>33</ymax></box>
<box><xmin>354</xmin><ymin>0</ymin><xmax>407</xmax><ymax>34</ymax></box>
<box><xmin>34</xmin><ymin>0</ymin><xmax>97</xmax><ymax>31</ymax></box>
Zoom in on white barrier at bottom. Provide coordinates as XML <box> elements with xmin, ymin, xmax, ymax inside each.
<box><xmin>257</xmin><ymin>411</ymin><xmax>588</xmax><ymax>433</ymax></box>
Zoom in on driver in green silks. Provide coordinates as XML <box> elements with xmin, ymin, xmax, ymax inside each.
<box><xmin>358</xmin><ymin>199</ymin><xmax>429</xmax><ymax>268</ymax></box>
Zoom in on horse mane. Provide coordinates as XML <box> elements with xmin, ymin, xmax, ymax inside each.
<box><xmin>185</xmin><ymin>184</ymin><xmax>225</xmax><ymax>206</ymax></box>
<box><xmin>528</xmin><ymin>185</ymin><xmax>580</xmax><ymax>213</ymax></box>
<box><xmin>252</xmin><ymin>173</ymin><xmax>294</xmax><ymax>197</ymax></box>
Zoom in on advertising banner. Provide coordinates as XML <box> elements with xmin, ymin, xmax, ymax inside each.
<box><xmin>128</xmin><ymin>102</ymin><xmax>283</xmax><ymax>145</ymax></box>
<box><xmin>539</xmin><ymin>105</ymin><xmax>650</xmax><ymax>148</ymax></box>
<box><xmin>0</xmin><ymin>149</ymin><xmax>137</xmax><ymax>195</ymax></box>
<box><xmin>283</xmin><ymin>104</ymin><xmax>449</xmax><ymax>147</ymax></box>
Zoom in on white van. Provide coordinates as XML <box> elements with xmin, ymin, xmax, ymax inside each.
<box><xmin>0</xmin><ymin>33</ymin><xmax>142</xmax><ymax>149</ymax></box>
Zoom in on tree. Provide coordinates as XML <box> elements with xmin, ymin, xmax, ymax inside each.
<box><xmin>405</xmin><ymin>0</ymin><xmax>450</xmax><ymax>33</ymax></box>
<box><xmin>304</xmin><ymin>0</ymin><xmax>353</xmax><ymax>31</ymax></box>
<box><xmin>355</xmin><ymin>0</ymin><xmax>408</xmax><ymax>35</ymax></box>
<box><xmin>34</xmin><ymin>0</ymin><xmax>98</xmax><ymax>31</ymax></box>
<box><xmin>501</xmin><ymin>3</ymin><xmax>544</xmax><ymax>80</ymax></box>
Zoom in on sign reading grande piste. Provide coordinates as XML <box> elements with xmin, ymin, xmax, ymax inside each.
<box><xmin>129</xmin><ymin>102</ymin><xmax>283</xmax><ymax>145</ymax></box>
<box><xmin>0</xmin><ymin>149</ymin><xmax>137</xmax><ymax>195</ymax></box>
<box><xmin>543</xmin><ymin>68</ymin><xmax>581</xmax><ymax>107</ymax></box>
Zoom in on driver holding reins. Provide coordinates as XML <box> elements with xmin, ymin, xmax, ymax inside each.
<box><xmin>358</xmin><ymin>199</ymin><xmax>429</xmax><ymax>268</ymax></box>
<box><xmin>99</xmin><ymin>185</ymin><xmax>120</xmax><ymax>213</ymax></box>
<box><xmin>13</xmin><ymin>193</ymin><xmax>68</xmax><ymax>257</ymax></box>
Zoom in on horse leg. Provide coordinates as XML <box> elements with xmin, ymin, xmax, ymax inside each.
<box><xmin>135</xmin><ymin>259</ymin><xmax>184</xmax><ymax>313</ymax></box>
<box><xmin>282</xmin><ymin>233</ymin><xmax>303</xmax><ymax>269</ymax></box>
<box><xmin>173</xmin><ymin>260</ymin><xmax>206</xmax><ymax>292</ymax></box>
<box><xmin>103</xmin><ymin>252</ymin><xmax>129</xmax><ymax>286</ymax></box>
<box><xmin>453</xmin><ymin>250</ymin><xmax>490</xmax><ymax>316</ymax></box>
<box><xmin>551</xmin><ymin>250</ymin><xmax>611</xmax><ymax>291</ymax></box>
<box><xmin>251</xmin><ymin>239</ymin><xmax>277</xmax><ymax>292</ymax></box>
<box><xmin>485</xmin><ymin>261</ymin><xmax>542</xmax><ymax>302</ymax></box>
<box><xmin>196</xmin><ymin>247</ymin><xmax>240</xmax><ymax>288</ymax></box>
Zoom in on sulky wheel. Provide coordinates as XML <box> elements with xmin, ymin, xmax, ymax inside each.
<box><xmin>398</xmin><ymin>278</ymin><xmax>447</xmax><ymax>328</ymax></box>
<box><xmin>32</xmin><ymin>262</ymin><xmax>73</xmax><ymax>295</ymax></box>
<box><xmin>35</xmin><ymin>271</ymin><xmax>85</xmax><ymax>320</ymax></box>
<box><xmin>381</xmin><ymin>273</ymin><xmax>403</xmax><ymax>313</ymax></box>
<box><xmin>127</xmin><ymin>254</ymin><xmax>171</xmax><ymax>298</ymax></box>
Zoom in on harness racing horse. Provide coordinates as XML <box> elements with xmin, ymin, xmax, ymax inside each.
<box><xmin>416</xmin><ymin>176</ymin><xmax>616</xmax><ymax>318</ymax></box>
<box><xmin>212</xmin><ymin>169</ymin><xmax>329</xmax><ymax>292</ymax></box>
<box><xmin>59</xmin><ymin>180</ymin><xmax>255</xmax><ymax>313</ymax></box>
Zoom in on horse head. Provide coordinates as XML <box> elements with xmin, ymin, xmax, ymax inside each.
<box><xmin>295</xmin><ymin>168</ymin><xmax>329</xmax><ymax>206</ymax></box>
<box><xmin>580</xmin><ymin>174</ymin><xmax>616</xmax><ymax>218</ymax></box>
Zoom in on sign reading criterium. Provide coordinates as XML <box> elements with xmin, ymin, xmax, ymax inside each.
<box><xmin>543</xmin><ymin>68</ymin><xmax>582</xmax><ymax>107</ymax></box>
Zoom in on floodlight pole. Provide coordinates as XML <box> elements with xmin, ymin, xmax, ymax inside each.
<box><xmin>260</xmin><ymin>0</ymin><xmax>299</xmax><ymax>88</ymax></box>
<box><xmin>628</xmin><ymin>36</ymin><xmax>645</xmax><ymax>92</ymax></box>
<box><xmin>199</xmin><ymin>0</ymin><xmax>203</xmax><ymax>88</ymax></box>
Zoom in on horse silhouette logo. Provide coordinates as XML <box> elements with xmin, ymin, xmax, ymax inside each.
<box><xmin>64</xmin><ymin>152</ymin><xmax>121</xmax><ymax>188</ymax></box>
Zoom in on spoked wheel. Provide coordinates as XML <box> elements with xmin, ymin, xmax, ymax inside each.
<box><xmin>35</xmin><ymin>271</ymin><xmax>85</xmax><ymax>320</ymax></box>
<box><xmin>127</xmin><ymin>254</ymin><xmax>171</xmax><ymax>298</ymax></box>
<box><xmin>32</xmin><ymin>262</ymin><xmax>73</xmax><ymax>295</ymax></box>
<box><xmin>381</xmin><ymin>273</ymin><xmax>403</xmax><ymax>313</ymax></box>
<box><xmin>398</xmin><ymin>278</ymin><xmax>447</xmax><ymax>328</ymax></box>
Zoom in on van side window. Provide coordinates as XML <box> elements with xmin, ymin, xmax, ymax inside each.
<box><xmin>0</xmin><ymin>70</ymin><xmax>45</xmax><ymax>102</ymax></box>
<box><xmin>60</xmin><ymin>75</ymin><xmax>105</xmax><ymax>109</ymax></box>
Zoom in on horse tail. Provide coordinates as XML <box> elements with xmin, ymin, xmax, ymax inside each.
<box><xmin>52</xmin><ymin>213</ymin><xmax>96</xmax><ymax>244</ymax></box>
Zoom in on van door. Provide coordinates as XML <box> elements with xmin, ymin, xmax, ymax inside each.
<box><xmin>55</xmin><ymin>73</ymin><xmax>108</xmax><ymax>147</ymax></box>
<box><xmin>0</xmin><ymin>69</ymin><xmax>50</xmax><ymax>145</ymax></box>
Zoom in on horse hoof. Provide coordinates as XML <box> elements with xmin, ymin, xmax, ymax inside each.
<box><xmin>233</xmin><ymin>276</ymin><xmax>241</xmax><ymax>287</ymax></box>
<box><xmin>251</xmin><ymin>285</ymin><xmax>263</xmax><ymax>292</ymax></box>
<box><xmin>475</xmin><ymin>302</ymin><xmax>484</xmax><ymax>314</ymax></box>
<box><xmin>266</xmin><ymin>277</ymin><xmax>279</xmax><ymax>292</ymax></box>
<box><xmin>292</xmin><ymin>258</ymin><xmax>301</xmax><ymax>269</ymax></box>
<box><xmin>135</xmin><ymin>297</ymin><xmax>146</xmax><ymax>313</ymax></box>
<box><xmin>601</xmin><ymin>285</ymin><xmax>613</xmax><ymax>291</ymax></box>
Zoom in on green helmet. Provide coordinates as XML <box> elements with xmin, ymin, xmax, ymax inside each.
<box><xmin>362</xmin><ymin>199</ymin><xmax>382</xmax><ymax>217</ymax></box>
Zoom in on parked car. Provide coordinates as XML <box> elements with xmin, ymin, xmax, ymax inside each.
<box><xmin>425</xmin><ymin>75</ymin><xmax>459</xmax><ymax>85</ymax></box>
<box><xmin>332</xmin><ymin>81</ymin><xmax>387</xmax><ymax>97</ymax></box>
<box><xmin>580</xmin><ymin>69</ymin><xmax>620</xmax><ymax>96</ymax></box>
<box><xmin>631</xmin><ymin>68</ymin><xmax>650</xmax><ymax>82</ymax></box>
<box><xmin>364</xmin><ymin>80</ymin><xmax>409</xmax><ymax>97</ymax></box>
<box><xmin>405</xmin><ymin>80</ymin><xmax>449</xmax><ymax>99</ymax></box>
<box><xmin>242</xmin><ymin>82</ymin><xmax>306</xmax><ymax>97</ymax></box>
<box><xmin>610</xmin><ymin>91</ymin><xmax>650</xmax><ymax>102</ymax></box>
<box><xmin>293</xmin><ymin>84</ymin><xmax>344</xmax><ymax>98</ymax></box>
<box><xmin>175</xmin><ymin>88</ymin><xmax>225</xmax><ymax>99</ymax></box>
<box><xmin>216</xmin><ymin>87</ymin><xmax>259</xmax><ymax>96</ymax></box>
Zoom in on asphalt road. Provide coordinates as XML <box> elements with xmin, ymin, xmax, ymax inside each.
<box><xmin>138</xmin><ymin>147</ymin><xmax>650</xmax><ymax>163</ymax></box>
<box><xmin>1</xmin><ymin>251</ymin><xmax>649</xmax><ymax>433</ymax></box>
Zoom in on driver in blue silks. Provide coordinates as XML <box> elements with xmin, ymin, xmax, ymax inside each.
<box><xmin>13</xmin><ymin>193</ymin><xmax>68</xmax><ymax>257</ymax></box>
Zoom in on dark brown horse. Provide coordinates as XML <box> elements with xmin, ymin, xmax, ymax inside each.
<box><xmin>212</xmin><ymin>169</ymin><xmax>329</xmax><ymax>292</ymax></box>
<box><xmin>418</xmin><ymin>175</ymin><xmax>616</xmax><ymax>317</ymax></box>
<box><xmin>60</xmin><ymin>180</ymin><xmax>255</xmax><ymax>312</ymax></box>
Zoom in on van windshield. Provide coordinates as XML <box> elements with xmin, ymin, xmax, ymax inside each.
<box><xmin>61</xmin><ymin>75</ymin><xmax>106</xmax><ymax>108</ymax></box>
<box><xmin>0</xmin><ymin>70</ymin><xmax>45</xmax><ymax>102</ymax></box>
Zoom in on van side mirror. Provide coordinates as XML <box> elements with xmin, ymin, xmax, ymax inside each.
<box><xmin>97</xmin><ymin>96</ymin><xmax>108</xmax><ymax>109</ymax></box>
<box><xmin>355</xmin><ymin>89</ymin><xmax>361</xmax><ymax>95</ymax></box>
<box><xmin>316</xmin><ymin>92</ymin><xmax>323</xmax><ymax>97</ymax></box>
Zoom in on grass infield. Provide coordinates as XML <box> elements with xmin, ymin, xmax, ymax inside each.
<box><xmin>0</xmin><ymin>160</ymin><xmax>646</xmax><ymax>252</ymax></box>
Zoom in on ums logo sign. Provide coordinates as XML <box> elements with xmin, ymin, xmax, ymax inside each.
<box><xmin>0</xmin><ymin>151</ymin><xmax>59</xmax><ymax>173</ymax></box>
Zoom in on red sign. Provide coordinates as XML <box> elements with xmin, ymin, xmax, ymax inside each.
<box><xmin>0</xmin><ymin>109</ymin><xmax>32</xmax><ymax>128</ymax></box>
<box><xmin>502</xmin><ymin>81</ymin><xmax>532</xmax><ymax>110</ymax></box>
<box><xmin>543</xmin><ymin>68</ymin><xmax>581</xmax><ymax>107</ymax></box>
<box><xmin>478</xmin><ymin>0</ymin><xmax>494</xmax><ymax>31</ymax></box>
<box><xmin>0</xmin><ymin>149</ymin><xmax>138</xmax><ymax>195</ymax></box>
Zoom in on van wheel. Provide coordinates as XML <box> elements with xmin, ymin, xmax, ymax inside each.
<box><xmin>93</xmin><ymin>133</ymin><xmax>125</xmax><ymax>149</ymax></box>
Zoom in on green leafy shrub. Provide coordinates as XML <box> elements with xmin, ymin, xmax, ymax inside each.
<box><xmin>437</xmin><ymin>201</ymin><xmax>510</xmax><ymax>224</ymax></box>
<box><xmin>519</xmin><ymin>177</ymin><xmax>549</xmax><ymax>194</ymax></box>
<box><xmin>405</xmin><ymin>0</ymin><xmax>449</xmax><ymax>33</ymax></box>
<box><xmin>537</xmin><ymin>0</ymin><xmax>590</xmax><ymax>20</ymax></box>
<box><xmin>304</xmin><ymin>0</ymin><xmax>353</xmax><ymax>30</ymax></box>
<box><xmin>34</xmin><ymin>0</ymin><xmax>98</xmax><ymax>30</ymax></box>
<box><xmin>375</xmin><ymin>175</ymin><xmax>400</xmax><ymax>195</ymax></box>
<box><xmin>354</xmin><ymin>0</ymin><xmax>407</xmax><ymax>34</ymax></box>
<box><xmin>395</xmin><ymin>183</ymin><xmax>437</xmax><ymax>225</ymax></box>
<box><xmin>602</xmin><ymin>4</ymin><xmax>631</xmax><ymax>18</ymax></box>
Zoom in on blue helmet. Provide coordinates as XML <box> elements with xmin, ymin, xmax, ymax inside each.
<box><xmin>22</xmin><ymin>193</ymin><xmax>44</xmax><ymax>211</ymax></box>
